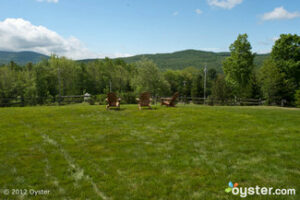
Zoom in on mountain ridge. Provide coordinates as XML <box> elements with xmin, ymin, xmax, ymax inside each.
<box><xmin>80</xmin><ymin>49</ymin><xmax>270</xmax><ymax>71</ymax></box>
<box><xmin>0</xmin><ymin>50</ymin><xmax>269</xmax><ymax>71</ymax></box>
<box><xmin>0</xmin><ymin>51</ymin><xmax>49</xmax><ymax>65</ymax></box>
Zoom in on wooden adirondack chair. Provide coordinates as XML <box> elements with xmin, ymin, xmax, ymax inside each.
<box><xmin>161</xmin><ymin>92</ymin><xmax>179</xmax><ymax>107</ymax></box>
<box><xmin>106</xmin><ymin>93</ymin><xmax>121</xmax><ymax>110</ymax></box>
<box><xmin>136</xmin><ymin>92</ymin><xmax>152</xmax><ymax>110</ymax></box>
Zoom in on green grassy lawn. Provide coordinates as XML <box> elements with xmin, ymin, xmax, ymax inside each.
<box><xmin>0</xmin><ymin>104</ymin><xmax>299</xmax><ymax>200</ymax></box>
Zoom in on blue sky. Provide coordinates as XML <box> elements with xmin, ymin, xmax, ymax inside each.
<box><xmin>0</xmin><ymin>0</ymin><xmax>299</xmax><ymax>59</ymax></box>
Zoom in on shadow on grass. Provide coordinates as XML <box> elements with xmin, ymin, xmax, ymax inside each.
<box><xmin>106</xmin><ymin>108</ymin><xmax>127</xmax><ymax>111</ymax></box>
<box><xmin>139</xmin><ymin>107</ymin><xmax>158</xmax><ymax>110</ymax></box>
<box><xmin>105</xmin><ymin>105</ymin><xmax>179</xmax><ymax>111</ymax></box>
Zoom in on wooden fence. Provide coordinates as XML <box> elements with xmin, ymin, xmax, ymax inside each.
<box><xmin>0</xmin><ymin>95</ymin><xmax>91</xmax><ymax>107</ymax></box>
<box><xmin>156</xmin><ymin>96</ymin><xmax>263</xmax><ymax>106</ymax></box>
<box><xmin>0</xmin><ymin>95</ymin><xmax>264</xmax><ymax>107</ymax></box>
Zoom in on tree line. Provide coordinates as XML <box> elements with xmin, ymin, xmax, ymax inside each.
<box><xmin>0</xmin><ymin>33</ymin><xmax>299</xmax><ymax>107</ymax></box>
<box><xmin>222</xmin><ymin>33</ymin><xmax>299</xmax><ymax>106</ymax></box>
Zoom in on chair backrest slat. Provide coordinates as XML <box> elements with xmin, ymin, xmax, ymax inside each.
<box><xmin>170</xmin><ymin>92</ymin><xmax>179</xmax><ymax>104</ymax></box>
<box><xmin>139</xmin><ymin>92</ymin><xmax>151</xmax><ymax>106</ymax></box>
<box><xmin>107</xmin><ymin>92</ymin><xmax>118</xmax><ymax>106</ymax></box>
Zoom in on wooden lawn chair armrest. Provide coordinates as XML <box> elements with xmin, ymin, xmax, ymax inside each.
<box><xmin>161</xmin><ymin>97</ymin><xmax>172</xmax><ymax>101</ymax></box>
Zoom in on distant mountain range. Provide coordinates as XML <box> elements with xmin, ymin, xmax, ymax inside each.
<box><xmin>0</xmin><ymin>51</ymin><xmax>49</xmax><ymax>65</ymax></box>
<box><xmin>111</xmin><ymin>50</ymin><xmax>270</xmax><ymax>71</ymax></box>
<box><xmin>0</xmin><ymin>50</ymin><xmax>269</xmax><ymax>71</ymax></box>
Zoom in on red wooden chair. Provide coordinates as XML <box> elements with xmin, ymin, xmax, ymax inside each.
<box><xmin>161</xmin><ymin>92</ymin><xmax>179</xmax><ymax>107</ymax></box>
<box><xmin>106</xmin><ymin>93</ymin><xmax>121</xmax><ymax>110</ymax></box>
<box><xmin>136</xmin><ymin>92</ymin><xmax>152</xmax><ymax>110</ymax></box>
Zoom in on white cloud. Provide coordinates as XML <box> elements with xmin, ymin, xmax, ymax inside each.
<box><xmin>258</xmin><ymin>36</ymin><xmax>279</xmax><ymax>46</ymax></box>
<box><xmin>262</xmin><ymin>7</ymin><xmax>300</xmax><ymax>21</ymax></box>
<box><xmin>195</xmin><ymin>9</ymin><xmax>203</xmax><ymax>15</ymax></box>
<box><xmin>201</xmin><ymin>48</ymin><xmax>225</xmax><ymax>52</ymax></box>
<box><xmin>173</xmin><ymin>11</ymin><xmax>179</xmax><ymax>16</ymax></box>
<box><xmin>36</xmin><ymin>0</ymin><xmax>59</xmax><ymax>3</ymax></box>
<box><xmin>108</xmin><ymin>53</ymin><xmax>133</xmax><ymax>58</ymax></box>
<box><xmin>272</xmin><ymin>36</ymin><xmax>280</xmax><ymax>42</ymax></box>
<box><xmin>207</xmin><ymin>0</ymin><xmax>243</xmax><ymax>9</ymax></box>
<box><xmin>0</xmin><ymin>18</ymin><xmax>131</xmax><ymax>59</ymax></box>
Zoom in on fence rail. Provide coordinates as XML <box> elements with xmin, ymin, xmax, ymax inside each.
<box><xmin>176</xmin><ymin>96</ymin><xmax>263</xmax><ymax>106</ymax></box>
<box><xmin>0</xmin><ymin>95</ymin><xmax>91</xmax><ymax>107</ymax></box>
<box><xmin>0</xmin><ymin>95</ymin><xmax>264</xmax><ymax>107</ymax></box>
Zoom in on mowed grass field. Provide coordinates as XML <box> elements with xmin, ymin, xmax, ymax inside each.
<box><xmin>0</xmin><ymin>104</ymin><xmax>299</xmax><ymax>200</ymax></box>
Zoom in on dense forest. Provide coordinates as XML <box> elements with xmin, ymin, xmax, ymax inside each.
<box><xmin>0</xmin><ymin>33</ymin><xmax>299</xmax><ymax>107</ymax></box>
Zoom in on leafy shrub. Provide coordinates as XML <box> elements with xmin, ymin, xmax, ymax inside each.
<box><xmin>88</xmin><ymin>97</ymin><xmax>95</xmax><ymax>105</ymax></box>
<box><xmin>95</xmin><ymin>94</ymin><xmax>106</xmax><ymax>105</ymax></box>
<box><xmin>119</xmin><ymin>92</ymin><xmax>137</xmax><ymax>104</ymax></box>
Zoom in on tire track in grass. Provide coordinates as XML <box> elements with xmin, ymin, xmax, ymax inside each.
<box><xmin>42</xmin><ymin>134</ymin><xmax>110</xmax><ymax>200</ymax></box>
<box><xmin>43</xmin><ymin>157</ymin><xmax>66</xmax><ymax>195</ymax></box>
<box><xmin>19</xmin><ymin>121</ymin><xmax>69</xmax><ymax>197</ymax></box>
<box><xmin>35</xmin><ymin>144</ymin><xmax>63</xmax><ymax>193</ymax></box>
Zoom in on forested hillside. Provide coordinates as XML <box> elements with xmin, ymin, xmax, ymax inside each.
<box><xmin>82</xmin><ymin>50</ymin><xmax>271</xmax><ymax>71</ymax></box>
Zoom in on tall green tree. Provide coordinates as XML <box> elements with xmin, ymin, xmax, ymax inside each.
<box><xmin>164</xmin><ymin>70</ymin><xmax>181</xmax><ymax>95</ymax></box>
<box><xmin>271</xmin><ymin>34</ymin><xmax>300</xmax><ymax>82</ymax></box>
<box><xmin>191</xmin><ymin>72</ymin><xmax>203</xmax><ymax>99</ymax></box>
<box><xmin>0</xmin><ymin>67</ymin><xmax>16</xmax><ymax>106</ymax></box>
<box><xmin>211</xmin><ymin>74</ymin><xmax>233</xmax><ymax>103</ymax></box>
<box><xmin>295</xmin><ymin>90</ymin><xmax>300</xmax><ymax>108</ymax></box>
<box><xmin>132</xmin><ymin>58</ymin><xmax>170</xmax><ymax>96</ymax></box>
<box><xmin>259</xmin><ymin>58</ymin><xmax>292</xmax><ymax>104</ymax></box>
<box><xmin>247</xmin><ymin>70</ymin><xmax>262</xmax><ymax>99</ymax></box>
<box><xmin>208</xmin><ymin>68</ymin><xmax>217</xmax><ymax>81</ymax></box>
<box><xmin>271</xmin><ymin>34</ymin><xmax>300</xmax><ymax>102</ymax></box>
<box><xmin>179</xmin><ymin>67</ymin><xmax>199</xmax><ymax>97</ymax></box>
<box><xmin>49</xmin><ymin>56</ymin><xmax>81</xmax><ymax>96</ymax></box>
<box><xmin>223</xmin><ymin>34</ymin><xmax>255</xmax><ymax>97</ymax></box>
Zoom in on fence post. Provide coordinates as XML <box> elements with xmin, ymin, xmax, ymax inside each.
<box><xmin>58</xmin><ymin>96</ymin><xmax>62</xmax><ymax>105</ymax></box>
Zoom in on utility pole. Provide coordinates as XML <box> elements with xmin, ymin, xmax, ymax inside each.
<box><xmin>57</xmin><ymin>60</ymin><xmax>62</xmax><ymax>105</ymax></box>
<box><xmin>204</xmin><ymin>65</ymin><xmax>207</xmax><ymax>104</ymax></box>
